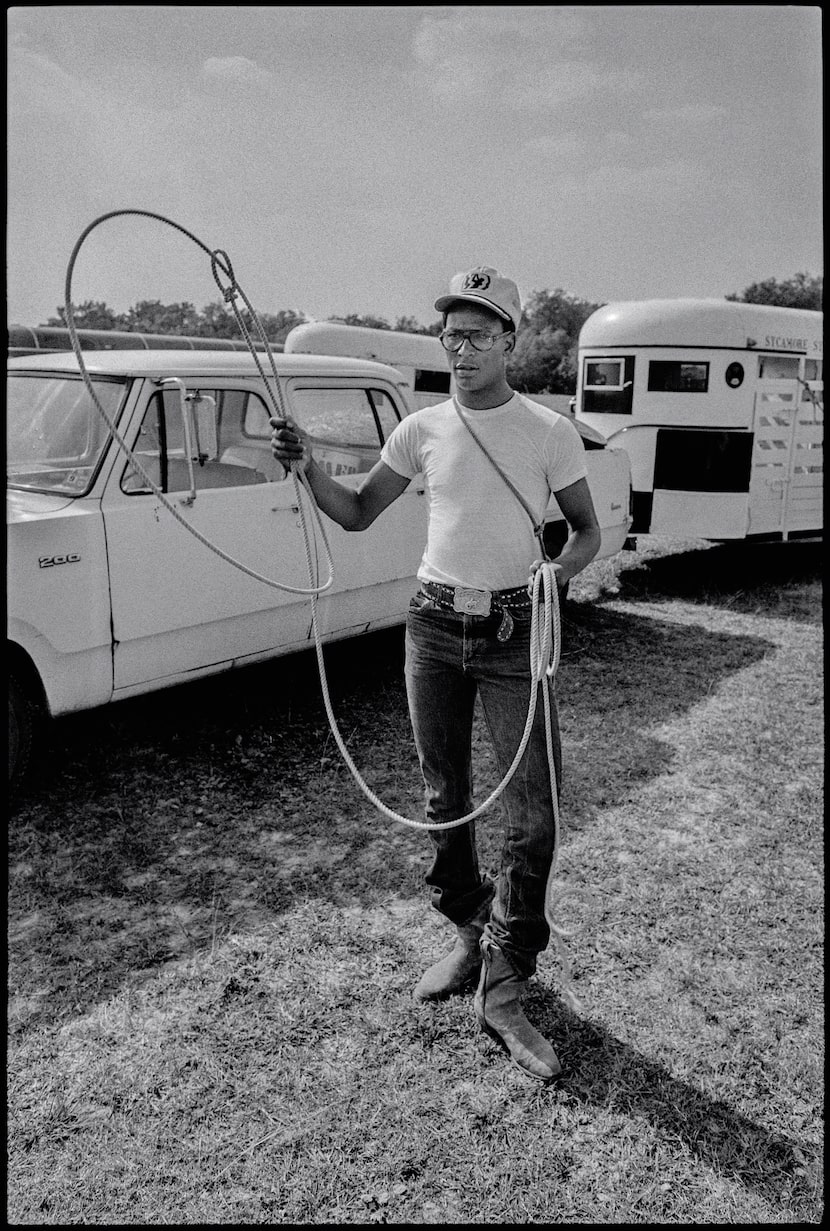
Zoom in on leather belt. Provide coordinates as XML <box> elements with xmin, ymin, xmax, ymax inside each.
<box><xmin>420</xmin><ymin>579</ymin><xmax>532</xmax><ymax>613</ymax></box>
<box><xmin>419</xmin><ymin>580</ymin><xmax>532</xmax><ymax>641</ymax></box>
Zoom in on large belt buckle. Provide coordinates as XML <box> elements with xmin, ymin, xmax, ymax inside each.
<box><xmin>453</xmin><ymin>587</ymin><xmax>491</xmax><ymax>616</ymax></box>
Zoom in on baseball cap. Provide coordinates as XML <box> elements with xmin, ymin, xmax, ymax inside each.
<box><xmin>434</xmin><ymin>266</ymin><xmax>523</xmax><ymax>332</ymax></box>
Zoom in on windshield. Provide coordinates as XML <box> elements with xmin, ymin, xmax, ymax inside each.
<box><xmin>6</xmin><ymin>373</ymin><xmax>129</xmax><ymax>495</ymax></box>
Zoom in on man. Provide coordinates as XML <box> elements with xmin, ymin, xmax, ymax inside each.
<box><xmin>270</xmin><ymin>268</ymin><xmax>600</xmax><ymax>1081</ymax></box>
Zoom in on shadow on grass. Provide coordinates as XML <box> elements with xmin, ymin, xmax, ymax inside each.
<box><xmin>9</xmin><ymin>604</ymin><xmax>772</xmax><ymax>1031</ymax></box>
<box><xmin>552</xmin><ymin>600</ymin><xmax>771</xmax><ymax>831</ymax></box>
<box><xmin>605</xmin><ymin>538</ymin><xmax>822</xmax><ymax>620</ymax></box>
<box><xmin>525</xmin><ymin>986</ymin><xmax>815</xmax><ymax>1211</ymax></box>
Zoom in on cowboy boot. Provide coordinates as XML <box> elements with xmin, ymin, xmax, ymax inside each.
<box><xmin>474</xmin><ymin>936</ymin><xmax>561</xmax><ymax>1081</ymax></box>
<box><xmin>413</xmin><ymin>902</ymin><xmax>490</xmax><ymax>1002</ymax></box>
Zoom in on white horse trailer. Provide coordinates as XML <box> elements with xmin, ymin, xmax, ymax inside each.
<box><xmin>284</xmin><ymin>321</ymin><xmax>450</xmax><ymax>410</ymax></box>
<box><xmin>573</xmin><ymin>299</ymin><xmax>823</xmax><ymax>542</ymax></box>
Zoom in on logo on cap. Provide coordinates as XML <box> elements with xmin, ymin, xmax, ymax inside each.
<box><xmin>463</xmin><ymin>270</ymin><xmax>491</xmax><ymax>291</ymax></box>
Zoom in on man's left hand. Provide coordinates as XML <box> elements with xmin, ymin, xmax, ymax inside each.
<box><xmin>527</xmin><ymin>559</ymin><xmax>566</xmax><ymax>596</ymax></box>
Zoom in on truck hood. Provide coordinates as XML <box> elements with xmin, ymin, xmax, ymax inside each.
<box><xmin>574</xmin><ymin>419</ymin><xmax>614</xmax><ymax>447</ymax></box>
<box><xmin>7</xmin><ymin>488</ymin><xmax>77</xmax><ymax>520</ymax></box>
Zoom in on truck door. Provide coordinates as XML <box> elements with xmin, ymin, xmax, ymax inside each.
<box><xmin>101</xmin><ymin>378</ymin><xmax>425</xmax><ymax>693</ymax></box>
<box><xmin>747</xmin><ymin>357</ymin><xmax>800</xmax><ymax>535</ymax></box>
<box><xmin>278</xmin><ymin>378</ymin><xmax>427</xmax><ymax>639</ymax></box>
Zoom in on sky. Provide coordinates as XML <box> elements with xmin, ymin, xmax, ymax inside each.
<box><xmin>6</xmin><ymin>5</ymin><xmax>824</xmax><ymax>329</ymax></box>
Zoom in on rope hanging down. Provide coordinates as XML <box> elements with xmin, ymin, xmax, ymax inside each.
<box><xmin>62</xmin><ymin>210</ymin><xmax>580</xmax><ymax>1007</ymax></box>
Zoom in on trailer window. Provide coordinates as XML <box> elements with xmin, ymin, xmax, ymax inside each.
<box><xmin>415</xmin><ymin>368</ymin><xmax>451</xmax><ymax>394</ymax></box>
<box><xmin>648</xmin><ymin>361</ymin><xmax>709</xmax><ymax>393</ymax></box>
<box><xmin>801</xmin><ymin>359</ymin><xmax>823</xmax><ymax>404</ymax></box>
<box><xmin>585</xmin><ymin>360</ymin><xmax>624</xmax><ymax>390</ymax></box>
<box><xmin>581</xmin><ymin>355</ymin><xmax>635</xmax><ymax>414</ymax></box>
<box><xmin>758</xmin><ymin>356</ymin><xmax>799</xmax><ymax>380</ymax></box>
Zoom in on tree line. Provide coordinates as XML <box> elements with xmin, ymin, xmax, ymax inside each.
<box><xmin>45</xmin><ymin>272</ymin><xmax>822</xmax><ymax>395</ymax></box>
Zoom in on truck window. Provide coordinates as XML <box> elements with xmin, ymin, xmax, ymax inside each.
<box><xmin>7</xmin><ymin>373</ymin><xmax>128</xmax><ymax>495</ymax></box>
<box><xmin>240</xmin><ymin>381</ymin><xmax>402</xmax><ymax>476</ymax></box>
<box><xmin>122</xmin><ymin>387</ymin><xmax>283</xmax><ymax>494</ymax></box>
<box><xmin>283</xmin><ymin>385</ymin><xmax>389</xmax><ymax>476</ymax></box>
<box><xmin>367</xmin><ymin>389</ymin><xmax>402</xmax><ymax>441</ymax></box>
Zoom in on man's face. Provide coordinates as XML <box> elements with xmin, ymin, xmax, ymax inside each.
<box><xmin>444</xmin><ymin>304</ymin><xmax>513</xmax><ymax>395</ymax></box>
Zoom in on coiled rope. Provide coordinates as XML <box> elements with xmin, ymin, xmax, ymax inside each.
<box><xmin>63</xmin><ymin>209</ymin><xmax>580</xmax><ymax>1008</ymax></box>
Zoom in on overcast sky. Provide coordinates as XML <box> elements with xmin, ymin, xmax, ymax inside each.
<box><xmin>7</xmin><ymin>5</ymin><xmax>823</xmax><ymax>328</ymax></box>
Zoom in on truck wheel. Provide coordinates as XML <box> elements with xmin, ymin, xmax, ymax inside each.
<box><xmin>8</xmin><ymin>673</ymin><xmax>36</xmax><ymax>796</ymax></box>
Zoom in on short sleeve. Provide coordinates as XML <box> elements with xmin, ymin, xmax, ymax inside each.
<box><xmin>380</xmin><ymin>413</ymin><xmax>422</xmax><ymax>479</ymax></box>
<box><xmin>547</xmin><ymin>415</ymin><xmax>588</xmax><ymax>492</ymax></box>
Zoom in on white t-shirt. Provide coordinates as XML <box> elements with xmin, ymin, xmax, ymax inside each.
<box><xmin>380</xmin><ymin>393</ymin><xmax>588</xmax><ymax>591</ymax></box>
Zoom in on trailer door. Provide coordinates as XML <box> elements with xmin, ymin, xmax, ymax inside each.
<box><xmin>747</xmin><ymin>360</ymin><xmax>799</xmax><ymax>535</ymax></box>
<box><xmin>787</xmin><ymin>362</ymin><xmax>823</xmax><ymax>534</ymax></box>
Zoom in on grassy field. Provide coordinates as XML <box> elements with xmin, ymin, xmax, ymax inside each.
<box><xmin>7</xmin><ymin>537</ymin><xmax>824</xmax><ymax>1224</ymax></box>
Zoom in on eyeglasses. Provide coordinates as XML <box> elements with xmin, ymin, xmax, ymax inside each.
<box><xmin>439</xmin><ymin>329</ymin><xmax>510</xmax><ymax>352</ymax></box>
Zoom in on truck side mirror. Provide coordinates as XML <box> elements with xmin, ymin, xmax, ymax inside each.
<box><xmin>157</xmin><ymin>378</ymin><xmax>219</xmax><ymax>504</ymax></box>
<box><xmin>185</xmin><ymin>392</ymin><xmax>218</xmax><ymax>464</ymax></box>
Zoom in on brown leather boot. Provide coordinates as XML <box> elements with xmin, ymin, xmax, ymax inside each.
<box><xmin>413</xmin><ymin>904</ymin><xmax>489</xmax><ymax>1002</ymax></box>
<box><xmin>474</xmin><ymin>938</ymin><xmax>561</xmax><ymax>1081</ymax></box>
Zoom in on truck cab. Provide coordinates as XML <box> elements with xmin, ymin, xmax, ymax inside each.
<box><xmin>7</xmin><ymin>343</ymin><xmax>632</xmax><ymax>790</ymax></box>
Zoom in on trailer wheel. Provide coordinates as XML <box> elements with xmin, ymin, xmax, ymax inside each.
<box><xmin>9</xmin><ymin>672</ymin><xmax>37</xmax><ymax>797</ymax></box>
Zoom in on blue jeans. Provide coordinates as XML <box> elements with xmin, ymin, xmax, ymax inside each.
<box><xmin>404</xmin><ymin>591</ymin><xmax>562</xmax><ymax>978</ymax></box>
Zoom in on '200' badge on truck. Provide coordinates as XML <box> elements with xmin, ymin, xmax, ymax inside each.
<box><xmin>38</xmin><ymin>554</ymin><xmax>81</xmax><ymax>569</ymax></box>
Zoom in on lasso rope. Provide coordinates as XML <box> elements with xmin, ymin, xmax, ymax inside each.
<box><xmin>62</xmin><ymin>209</ymin><xmax>580</xmax><ymax>1007</ymax></box>
<box><xmin>308</xmin><ymin>558</ymin><xmax>562</xmax><ymax>832</ymax></box>
<box><xmin>64</xmin><ymin>210</ymin><xmax>335</xmax><ymax>597</ymax></box>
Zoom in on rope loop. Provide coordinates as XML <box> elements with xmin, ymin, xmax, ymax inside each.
<box><xmin>210</xmin><ymin>248</ymin><xmax>238</xmax><ymax>301</ymax></box>
<box><xmin>63</xmin><ymin>210</ymin><xmax>334</xmax><ymax>597</ymax></box>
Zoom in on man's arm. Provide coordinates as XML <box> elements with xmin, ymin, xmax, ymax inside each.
<box><xmin>548</xmin><ymin>476</ymin><xmax>601</xmax><ymax>585</ymax></box>
<box><xmin>270</xmin><ymin>416</ymin><xmax>410</xmax><ymax>531</ymax></box>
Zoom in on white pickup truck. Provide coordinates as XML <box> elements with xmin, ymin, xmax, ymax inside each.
<box><xmin>7</xmin><ymin>344</ymin><xmax>632</xmax><ymax>789</ymax></box>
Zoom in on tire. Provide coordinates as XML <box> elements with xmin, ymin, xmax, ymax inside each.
<box><xmin>9</xmin><ymin>672</ymin><xmax>36</xmax><ymax>797</ymax></box>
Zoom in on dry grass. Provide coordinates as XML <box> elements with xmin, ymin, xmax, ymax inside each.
<box><xmin>7</xmin><ymin>538</ymin><xmax>824</xmax><ymax>1224</ymax></box>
